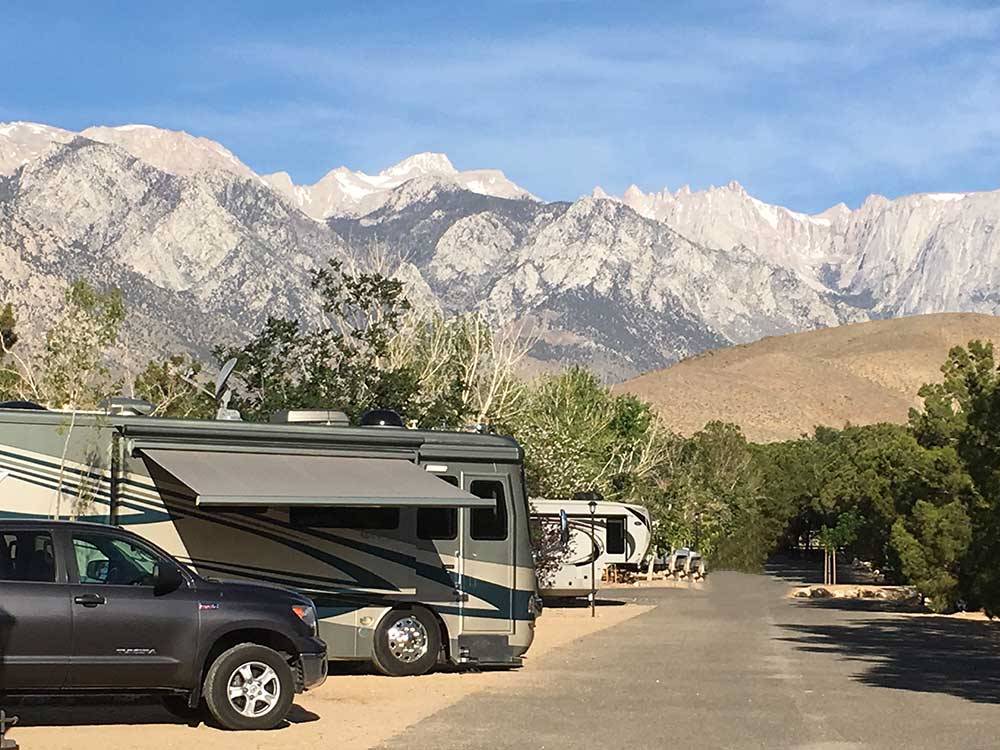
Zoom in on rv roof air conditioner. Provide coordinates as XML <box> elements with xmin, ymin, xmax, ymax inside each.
<box><xmin>100</xmin><ymin>397</ymin><xmax>155</xmax><ymax>417</ymax></box>
<box><xmin>270</xmin><ymin>409</ymin><xmax>350</xmax><ymax>427</ymax></box>
<box><xmin>360</xmin><ymin>408</ymin><xmax>404</xmax><ymax>428</ymax></box>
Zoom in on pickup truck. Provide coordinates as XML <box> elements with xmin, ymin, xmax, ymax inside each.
<box><xmin>0</xmin><ymin>519</ymin><xmax>327</xmax><ymax>730</ymax></box>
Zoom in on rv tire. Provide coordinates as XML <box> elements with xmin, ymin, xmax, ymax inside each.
<box><xmin>203</xmin><ymin>643</ymin><xmax>295</xmax><ymax>730</ymax></box>
<box><xmin>372</xmin><ymin>607</ymin><xmax>441</xmax><ymax>677</ymax></box>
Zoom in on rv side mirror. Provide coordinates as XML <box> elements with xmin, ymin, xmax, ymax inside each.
<box><xmin>154</xmin><ymin>563</ymin><xmax>184</xmax><ymax>595</ymax></box>
<box><xmin>559</xmin><ymin>509</ymin><xmax>570</xmax><ymax>547</ymax></box>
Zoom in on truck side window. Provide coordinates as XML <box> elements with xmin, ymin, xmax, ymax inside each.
<box><xmin>470</xmin><ymin>480</ymin><xmax>508</xmax><ymax>541</ymax></box>
<box><xmin>606</xmin><ymin>517</ymin><xmax>626</xmax><ymax>555</ymax></box>
<box><xmin>290</xmin><ymin>507</ymin><xmax>400</xmax><ymax>530</ymax></box>
<box><xmin>72</xmin><ymin>533</ymin><xmax>159</xmax><ymax>586</ymax></box>
<box><xmin>0</xmin><ymin>530</ymin><xmax>55</xmax><ymax>583</ymax></box>
<box><xmin>418</xmin><ymin>475</ymin><xmax>459</xmax><ymax>540</ymax></box>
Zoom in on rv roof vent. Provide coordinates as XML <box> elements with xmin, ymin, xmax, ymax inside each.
<box><xmin>270</xmin><ymin>409</ymin><xmax>350</xmax><ymax>427</ymax></box>
<box><xmin>360</xmin><ymin>408</ymin><xmax>404</xmax><ymax>428</ymax></box>
<box><xmin>100</xmin><ymin>397</ymin><xmax>155</xmax><ymax>417</ymax></box>
<box><xmin>0</xmin><ymin>400</ymin><xmax>47</xmax><ymax>411</ymax></box>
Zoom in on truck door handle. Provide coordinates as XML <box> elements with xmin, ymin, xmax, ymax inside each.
<box><xmin>74</xmin><ymin>594</ymin><xmax>106</xmax><ymax>607</ymax></box>
<box><xmin>453</xmin><ymin>590</ymin><xmax>469</xmax><ymax>602</ymax></box>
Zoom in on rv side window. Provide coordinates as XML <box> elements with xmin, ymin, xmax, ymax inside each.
<box><xmin>470</xmin><ymin>480</ymin><xmax>508</xmax><ymax>541</ymax></box>
<box><xmin>606</xmin><ymin>516</ymin><xmax>626</xmax><ymax>555</ymax></box>
<box><xmin>0</xmin><ymin>530</ymin><xmax>56</xmax><ymax>583</ymax></box>
<box><xmin>290</xmin><ymin>507</ymin><xmax>400</xmax><ymax>530</ymax></box>
<box><xmin>418</xmin><ymin>475</ymin><xmax>459</xmax><ymax>540</ymax></box>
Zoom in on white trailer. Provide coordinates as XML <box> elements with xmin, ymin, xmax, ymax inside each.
<box><xmin>530</xmin><ymin>499</ymin><xmax>652</xmax><ymax>598</ymax></box>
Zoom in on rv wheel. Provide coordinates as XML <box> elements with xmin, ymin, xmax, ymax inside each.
<box><xmin>372</xmin><ymin>607</ymin><xmax>441</xmax><ymax>677</ymax></box>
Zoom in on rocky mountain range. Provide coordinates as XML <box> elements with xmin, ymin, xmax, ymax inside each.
<box><xmin>1</xmin><ymin>121</ymin><xmax>998</xmax><ymax>380</ymax></box>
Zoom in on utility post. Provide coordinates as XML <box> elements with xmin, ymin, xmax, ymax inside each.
<box><xmin>573</xmin><ymin>491</ymin><xmax>603</xmax><ymax>619</ymax></box>
<box><xmin>589</xmin><ymin>497</ymin><xmax>597</xmax><ymax>617</ymax></box>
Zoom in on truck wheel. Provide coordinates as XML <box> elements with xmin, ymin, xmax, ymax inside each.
<box><xmin>371</xmin><ymin>607</ymin><xmax>441</xmax><ymax>677</ymax></box>
<box><xmin>203</xmin><ymin>643</ymin><xmax>294</xmax><ymax>730</ymax></box>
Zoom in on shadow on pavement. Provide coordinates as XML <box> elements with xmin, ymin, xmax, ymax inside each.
<box><xmin>3</xmin><ymin>695</ymin><xmax>319</xmax><ymax>729</ymax></box>
<box><xmin>778</xmin><ymin>611</ymin><xmax>1000</xmax><ymax>704</ymax></box>
<box><xmin>541</xmin><ymin>597</ymin><xmax>626</xmax><ymax>609</ymax></box>
<box><xmin>765</xmin><ymin>553</ymin><xmax>869</xmax><ymax>586</ymax></box>
<box><xmin>790</xmin><ymin>597</ymin><xmax>926</xmax><ymax>613</ymax></box>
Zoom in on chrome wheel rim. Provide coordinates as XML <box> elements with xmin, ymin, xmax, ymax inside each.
<box><xmin>387</xmin><ymin>616</ymin><xmax>429</xmax><ymax>663</ymax></box>
<box><xmin>227</xmin><ymin>661</ymin><xmax>281</xmax><ymax>718</ymax></box>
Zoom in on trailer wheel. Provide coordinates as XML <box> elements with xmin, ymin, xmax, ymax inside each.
<box><xmin>203</xmin><ymin>643</ymin><xmax>294</xmax><ymax>730</ymax></box>
<box><xmin>372</xmin><ymin>607</ymin><xmax>441</xmax><ymax>677</ymax></box>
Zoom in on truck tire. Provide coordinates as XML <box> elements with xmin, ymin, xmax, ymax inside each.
<box><xmin>371</xmin><ymin>607</ymin><xmax>441</xmax><ymax>677</ymax></box>
<box><xmin>203</xmin><ymin>643</ymin><xmax>294</xmax><ymax>730</ymax></box>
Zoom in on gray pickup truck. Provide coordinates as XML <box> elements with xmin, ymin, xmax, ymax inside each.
<box><xmin>0</xmin><ymin>519</ymin><xmax>327</xmax><ymax>730</ymax></box>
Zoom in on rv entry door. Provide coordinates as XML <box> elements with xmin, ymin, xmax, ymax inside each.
<box><xmin>413</xmin><ymin>473</ymin><xmax>466</xmax><ymax>623</ymax></box>
<box><xmin>461</xmin><ymin>475</ymin><xmax>515</xmax><ymax>634</ymax></box>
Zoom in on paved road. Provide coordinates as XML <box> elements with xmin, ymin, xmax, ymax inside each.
<box><xmin>383</xmin><ymin>572</ymin><xmax>1000</xmax><ymax>750</ymax></box>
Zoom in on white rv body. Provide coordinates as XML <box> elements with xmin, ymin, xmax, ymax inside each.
<box><xmin>0</xmin><ymin>408</ymin><xmax>540</xmax><ymax>669</ymax></box>
<box><xmin>530</xmin><ymin>499</ymin><xmax>652</xmax><ymax>598</ymax></box>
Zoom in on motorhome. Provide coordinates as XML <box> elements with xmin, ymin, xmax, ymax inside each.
<box><xmin>530</xmin><ymin>498</ymin><xmax>652</xmax><ymax>598</ymax></box>
<box><xmin>0</xmin><ymin>405</ymin><xmax>541</xmax><ymax>676</ymax></box>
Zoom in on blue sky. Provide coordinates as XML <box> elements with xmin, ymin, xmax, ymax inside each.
<box><xmin>3</xmin><ymin>0</ymin><xmax>1000</xmax><ymax>213</ymax></box>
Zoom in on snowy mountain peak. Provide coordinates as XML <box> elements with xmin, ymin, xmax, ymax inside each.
<box><xmin>79</xmin><ymin>124</ymin><xmax>258</xmax><ymax>181</ymax></box>
<box><xmin>380</xmin><ymin>152</ymin><xmax>457</xmax><ymax>179</ymax></box>
<box><xmin>0</xmin><ymin>121</ymin><xmax>76</xmax><ymax>174</ymax></box>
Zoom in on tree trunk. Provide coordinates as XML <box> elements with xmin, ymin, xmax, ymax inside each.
<box><xmin>832</xmin><ymin>548</ymin><xmax>837</xmax><ymax>586</ymax></box>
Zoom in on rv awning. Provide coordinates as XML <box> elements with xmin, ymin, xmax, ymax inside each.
<box><xmin>138</xmin><ymin>449</ymin><xmax>493</xmax><ymax>508</ymax></box>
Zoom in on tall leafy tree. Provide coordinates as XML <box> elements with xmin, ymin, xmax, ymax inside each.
<box><xmin>221</xmin><ymin>259</ymin><xmax>464</xmax><ymax>425</ymax></box>
<box><xmin>41</xmin><ymin>281</ymin><xmax>125</xmax><ymax>409</ymax></box>
<box><xmin>891</xmin><ymin>500</ymin><xmax>972</xmax><ymax>612</ymax></box>
<box><xmin>0</xmin><ymin>302</ymin><xmax>20</xmax><ymax>399</ymax></box>
<box><xmin>133</xmin><ymin>354</ymin><xmax>216</xmax><ymax>419</ymax></box>
<box><xmin>512</xmin><ymin>367</ymin><xmax>674</xmax><ymax>503</ymax></box>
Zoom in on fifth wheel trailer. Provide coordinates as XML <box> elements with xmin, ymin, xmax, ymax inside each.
<box><xmin>531</xmin><ymin>498</ymin><xmax>652</xmax><ymax>598</ymax></box>
<box><xmin>0</xmin><ymin>405</ymin><xmax>541</xmax><ymax>676</ymax></box>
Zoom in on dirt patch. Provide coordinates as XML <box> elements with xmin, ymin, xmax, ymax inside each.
<box><xmin>9</xmin><ymin>603</ymin><xmax>650</xmax><ymax>750</ymax></box>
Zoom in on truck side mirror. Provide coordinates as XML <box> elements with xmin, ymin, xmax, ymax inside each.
<box><xmin>559</xmin><ymin>509</ymin><xmax>570</xmax><ymax>547</ymax></box>
<box><xmin>86</xmin><ymin>559</ymin><xmax>109</xmax><ymax>582</ymax></box>
<box><xmin>154</xmin><ymin>564</ymin><xmax>184</xmax><ymax>596</ymax></box>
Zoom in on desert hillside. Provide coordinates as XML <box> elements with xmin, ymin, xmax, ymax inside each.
<box><xmin>617</xmin><ymin>313</ymin><xmax>1000</xmax><ymax>443</ymax></box>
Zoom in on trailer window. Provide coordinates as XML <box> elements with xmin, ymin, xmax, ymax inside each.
<box><xmin>470</xmin><ymin>480</ymin><xmax>508</xmax><ymax>541</ymax></box>
<box><xmin>0</xmin><ymin>530</ymin><xmax>55</xmax><ymax>583</ymax></box>
<box><xmin>606</xmin><ymin>517</ymin><xmax>626</xmax><ymax>555</ymax></box>
<box><xmin>290</xmin><ymin>507</ymin><xmax>400</xmax><ymax>530</ymax></box>
<box><xmin>418</xmin><ymin>475</ymin><xmax>459</xmax><ymax>540</ymax></box>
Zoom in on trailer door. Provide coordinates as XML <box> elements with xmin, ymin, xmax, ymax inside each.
<box><xmin>461</xmin><ymin>475</ymin><xmax>515</xmax><ymax>633</ymax></box>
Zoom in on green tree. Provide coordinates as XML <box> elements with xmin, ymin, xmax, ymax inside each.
<box><xmin>133</xmin><ymin>354</ymin><xmax>216</xmax><ymax>419</ymax></box>
<box><xmin>221</xmin><ymin>259</ymin><xmax>465</xmax><ymax>425</ymax></box>
<box><xmin>41</xmin><ymin>281</ymin><xmax>125</xmax><ymax>409</ymax></box>
<box><xmin>909</xmin><ymin>341</ymin><xmax>998</xmax><ymax>449</ymax></box>
<box><xmin>890</xmin><ymin>500</ymin><xmax>972</xmax><ymax>612</ymax></box>
<box><xmin>0</xmin><ymin>302</ymin><xmax>20</xmax><ymax>399</ymax></box>
<box><xmin>661</xmin><ymin>421</ymin><xmax>771</xmax><ymax>570</ymax></box>
<box><xmin>907</xmin><ymin>340</ymin><xmax>1000</xmax><ymax>614</ymax></box>
<box><xmin>513</xmin><ymin>368</ymin><xmax>672</xmax><ymax>503</ymax></box>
